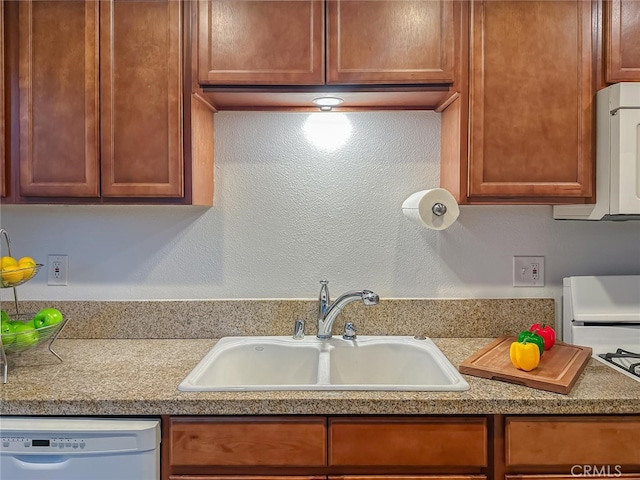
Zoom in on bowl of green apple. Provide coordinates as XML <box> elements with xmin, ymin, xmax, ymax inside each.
<box><xmin>0</xmin><ymin>308</ymin><xmax>66</xmax><ymax>353</ymax></box>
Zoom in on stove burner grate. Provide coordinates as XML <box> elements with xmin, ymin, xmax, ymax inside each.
<box><xmin>598</xmin><ymin>349</ymin><xmax>640</xmax><ymax>378</ymax></box>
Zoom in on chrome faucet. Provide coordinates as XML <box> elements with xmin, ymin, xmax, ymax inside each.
<box><xmin>318</xmin><ymin>280</ymin><xmax>330</xmax><ymax>323</ymax></box>
<box><xmin>316</xmin><ymin>281</ymin><xmax>379</xmax><ymax>339</ymax></box>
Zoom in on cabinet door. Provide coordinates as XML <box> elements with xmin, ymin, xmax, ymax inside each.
<box><xmin>197</xmin><ymin>0</ymin><xmax>324</xmax><ymax>85</ymax></box>
<box><xmin>100</xmin><ymin>0</ymin><xmax>183</xmax><ymax>198</ymax></box>
<box><xmin>605</xmin><ymin>0</ymin><xmax>640</xmax><ymax>82</ymax></box>
<box><xmin>327</xmin><ymin>0</ymin><xmax>454</xmax><ymax>84</ymax></box>
<box><xmin>18</xmin><ymin>0</ymin><xmax>100</xmax><ymax>197</ymax></box>
<box><xmin>467</xmin><ymin>1</ymin><xmax>593</xmax><ymax>199</ymax></box>
<box><xmin>1</xmin><ymin>0</ymin><xmax>5</xmax><ymax>198</ymax></box>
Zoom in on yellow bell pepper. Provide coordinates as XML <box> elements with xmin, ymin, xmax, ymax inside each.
<box><xmin>510</xmin><ymin>340</ymin><xmax>540</xmax><ymax>371</ymax></box>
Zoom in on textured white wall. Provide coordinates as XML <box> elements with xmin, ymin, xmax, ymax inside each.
<box><xmin>1</xmin><ymin>111</ymin><xmax>639</xmax><ymax>306</ymax></box>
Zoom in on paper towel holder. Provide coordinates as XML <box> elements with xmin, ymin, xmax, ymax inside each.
<box><xmin>432</xmin><ymin>202</ymin><xmax>447</xmax><ymax>216</ymax></box>
<box><xmin>401</xmin><ymin>188</ymin><xmax>460</xmax><ymax>230</ymax></box>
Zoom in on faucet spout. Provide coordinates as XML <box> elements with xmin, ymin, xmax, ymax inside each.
<box><xmin>318</xmin><ymin>280</ymin><xmax>330</xmax><ymax>322</ymax></box>
<box><xmin>317</xmin><ymin>288</ymin><xmax>379</xmax><ymax>339</ymax></box>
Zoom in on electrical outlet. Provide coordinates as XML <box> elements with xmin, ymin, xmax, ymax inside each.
<box><xmin>513</xmin><ymin>256</ymin><xmax>544</xmax><ymax>287</ymax></box>
<box><xmin>48</xmin><ymin>255</ymin><xmax>68</xmax><ymax>286</ymax></box>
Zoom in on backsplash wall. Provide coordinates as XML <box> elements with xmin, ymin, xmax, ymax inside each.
<box><xmin>1</xmin><ymin>112</ymin><xmax>639</xmax><ymax>307</ymax></box>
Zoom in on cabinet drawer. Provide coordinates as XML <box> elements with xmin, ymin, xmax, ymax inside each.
<box><xmin>328</xmin><ymin>417</ymin><xmax>487</xmax><ymax>467</ymax></box>
<box><xmin>507</xmin><ymin>476</ymin><xmax>640</xmax><ymax>480</ymax></box>
<box><xmin>331</xmin><ymin>477</ymin><xmax>486</xmax><ymax>480</ymax></box>
<box><xmin>505</xmin><ymin>416</ymin><xmax>640</xmax><ymax>467</ymax></box>
<box><xmin>170</xmin><ymin>477</ymin><xmax>325</xmax><ymax>480</ymax></box>
<box><xmin>170</xmin><ymin>417</ymin><xmax>327</xmax><ymax>467</ymax></box>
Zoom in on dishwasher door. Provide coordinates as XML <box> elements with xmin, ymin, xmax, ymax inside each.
<box><xmin>0</xmin><ymin>417</ymin><xmax>160</xmax><ymax>480</ymax></box>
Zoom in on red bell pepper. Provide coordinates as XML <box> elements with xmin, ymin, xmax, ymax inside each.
<box><xmin>529</xmin><ymin>323</ymin><xmax>556</xmax><ymax>350</ymax></box>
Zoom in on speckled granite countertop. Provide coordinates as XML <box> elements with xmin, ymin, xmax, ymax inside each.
<box><xmin>1</xmin><ymin>338</ymin><xmax>639</xmax><ymax>416</ymax></box>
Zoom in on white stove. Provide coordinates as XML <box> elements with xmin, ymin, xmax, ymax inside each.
<box><xmin>562</xmin><ymin>275</ymin><xmax>640</xmax><ymax>382</ymax></box>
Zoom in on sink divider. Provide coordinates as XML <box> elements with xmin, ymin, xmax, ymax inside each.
<box><xmin>317</xmin><ymin>347</ymin><xmax>331</xmax><ymax>385</ymax></box>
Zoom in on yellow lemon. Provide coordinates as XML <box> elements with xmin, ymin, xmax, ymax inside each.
<box><xmin>18</xmin><ymin>257</ymin><xmax>36</xmax><ymax>266</ymax></box>
<box><xmin>17</xmin><ymin>257</ymin><xmax>37</xmax><ymax>280</ymax></box>
<box><xmin>1</xmin><ymin>256</ymin><xmax>17</xmax><ymax>269</ymax></box>
<box><xmin>1</xmin><ymin>265</ymin><xmax>24</xmax><ymax>285</ymax></box>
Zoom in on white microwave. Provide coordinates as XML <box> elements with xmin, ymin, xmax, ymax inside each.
<box><xmin>554</xmin><ymin>82</ymin><xmax>640</xmax><ymax>220</ymax></box>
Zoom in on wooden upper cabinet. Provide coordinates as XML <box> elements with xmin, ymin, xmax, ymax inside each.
<box><xmin>197</xmin><ymin>0</ymin><xmax>325</xmax><ymax>85</ymax></box>
<box><xmin>326</xmin><ymin>0</ymin><xmax>454</xmax><ymax>84</ymax></box>
<box><xmin>466</xmin><ymin>0</ymin><xmax>594</xmax><ymax>200</ymax></box>
<box><xmin>197</xmin><ymin>0</ymin><xmax>454</xmax><ymax>87</ymax></box>
<box><xmin>15</xmin><ymin>0</ymin><xmax>195</xmax><ymax>201</ymax></box>
<box><xmin>605</xmin><ymin>0</ymin><xmax>640</xmax><ymax>83</ymax></box>
<box><xmin>18</xmin><ymin>0</ymin><xmax>100</xmax><ymax>197</ymax></box>
<box><xmin>1</xmin><ymin>0</ymin><xmax>5</xmax><ymax>198</ymax></box>
<box><xmin>100</xmin><ymin>0</ymin><xmax>183</xmax><ymax>198</ymax></box>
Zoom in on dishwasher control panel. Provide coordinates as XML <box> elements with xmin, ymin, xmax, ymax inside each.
<box><xmin>0</xmin><ymin>434</ymin><xmax>138</xmax><ymax>454</ymax></box>
<box><xmin>2</xmin><ymin>436</ymin><xmax>87</xmax><ymax>451</ymax></box>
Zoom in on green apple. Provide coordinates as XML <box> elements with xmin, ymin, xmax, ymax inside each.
<box><xmin>32</xmin><ymin>308</ymin><xmax>63</xmax><ymax>329</ymax></box>
<box><xmin>10</xmin><ymin>322</ymin><xmax>39</xmax><ymax>350</ymax></box>
<box><xmin>1</xmin><ymin>310</ymin><xmax>9</xmax><ymax>324</ymax></box>
<box><xmin>1</xmin><ymin>320</ymin><xmax>15</xmax><ymax>347</ymax></box>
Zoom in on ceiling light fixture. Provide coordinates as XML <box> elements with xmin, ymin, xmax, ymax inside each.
<box><xmin>312</xmin><ymin>97</ymin><xmax>344</xmax><ymax>111</ymax></box>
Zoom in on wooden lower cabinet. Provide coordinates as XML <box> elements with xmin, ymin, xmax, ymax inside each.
<box><xmin>504</xmin><ymin>416</ymin><xmax>640</xmax><ymax>470</ymax></box>
<box><xmin>165</xmin><ymin>415</ymin><xmax>640</xmax><ymax>480</ymax></box>
<box><xmin>495</xmin><ymin>415</ymin><xmax>640</xmax><ymax>479</ymax></box>
<box><xmin>164</xmin><ymin>416</ymin><xmax>489</xmax><ymax>479</ymax></box>
<box><xmin>507</xmin><ymin>476</ymin><xmax>640</xmax><ymax>480</ymax></box>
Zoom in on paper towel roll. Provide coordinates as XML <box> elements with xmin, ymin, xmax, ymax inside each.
<box><xmin>401</xmin><ymin>188</ymin><xmax>460</xmax><ymax>230</ymax></box>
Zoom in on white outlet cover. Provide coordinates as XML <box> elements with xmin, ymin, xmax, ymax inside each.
<box><xmin>513</xmin><ymin>256</ymin><xmax>545</xmax><ymax>287</ymax></box>
<box><xmin>48</xmin><ymin>254</ymin><xmax>69</xmax><ymax>286</ymax></box>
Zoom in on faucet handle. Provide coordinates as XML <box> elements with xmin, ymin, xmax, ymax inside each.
<box><xmin>293</xmin><ymin>318</ymin><xmax>305</xmax><ymax>339</ymax></box>
<box><xmin>343</xmin><ymin>322</ymin><xmax>357</xmax><ymax>340</ymax></box>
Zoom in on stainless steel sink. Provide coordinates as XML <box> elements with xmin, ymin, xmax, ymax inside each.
<box><xmin>178</xmin><ymin>336</ymin><xmax>469</xmax><ymax>392</ymax></box>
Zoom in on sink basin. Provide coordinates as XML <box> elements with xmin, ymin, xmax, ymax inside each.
<box><xmin>178</xmin><ymin>336</ymin><xmax>469</xmax><ymax>392</ymax></box>
<box><xmin>328</xmin><ymin>338</ymin><xmax>461</xmax><ymax>387</ymax></box>
<box><xmin>178</xmin><ymin>337</ymin><xmax>321</xmax><ymax>390</ymax></box>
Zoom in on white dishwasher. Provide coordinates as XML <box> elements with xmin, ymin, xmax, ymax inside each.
<box><xmin>0</xmin><ymin>417</ymin><xmax>160</xmax><ymax>480</ymax></box>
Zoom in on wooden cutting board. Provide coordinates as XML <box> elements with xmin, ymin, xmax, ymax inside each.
<box><xmin>459</xmin><ymin>336</ymin><xmax>593</xmax><ymax>394</ymax></box>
